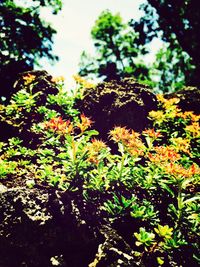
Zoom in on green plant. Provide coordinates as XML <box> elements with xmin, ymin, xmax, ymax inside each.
<box><xmin>134</xmin><ymin>227</ymin><xmax>155</xmax><ymax>248</ymax></box>
<box><xmin>0</xmin><ymin>78</ymin><xmax>199</xmax><ymax>267</ymax></box>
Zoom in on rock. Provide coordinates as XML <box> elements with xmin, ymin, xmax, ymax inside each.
<box><xmin>0</xmin><ymin>186</ymin><xmax>141</xmax><ymax>267</ymax></box>
<box><xmin>165</xmin><ymin>86</ymin><xmax>200</xmax><ymax>114</ymax></box>
<box><xmin>0</xmin><ymin>183</ymin><xmax>7</xmax><ymax>193</ymax></box>
<box><xmin>13</xmin><ymin>70</ymin><xmax>59</xmax><ymax>97</ymax></box>
<box><xmin>0</xmin><ymin>187</ymin><xmax>100</xmax><ymax>267</ymax></box>
<box><xmin>88</xmin><ymin>226</ymin><xmax>138</xmax><ymax>267</ymax></box>
<box><xmin>0</xmin><ymin>70</ymin><xmax>59</xmax><ymax>146</ymax></box>
<box><xmin>76</xmin><ymin>78</ymin><xmax>158</xmax><ymax>141</ymax></box>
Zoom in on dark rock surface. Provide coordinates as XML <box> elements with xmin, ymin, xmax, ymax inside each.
<box><xmin>0</xmin><ymin>186</ymin><xmax>137</xmax><ymax>267</ymax></box>
<box><xmin>165</xmin><ymin>86</ymin><xmax>200</xmax><ymax>114</ymax></box>
<box><xmin>0</xmin><ymin>70</ymin><xmax>58</xmax><ymax>146</ymax></box>
<box><xmin>76</xmin><ymin>78</ymin><xmax>158</xmax><ymax>141</ymax></box>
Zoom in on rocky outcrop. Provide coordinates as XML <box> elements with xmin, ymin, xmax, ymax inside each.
<box><xmin>76</xmin><ymin>78</ymin><xmax>158</xmax><ymax>141</ymax></box>
<box><xmin>0</xmin><ymin>187</ymin><xmax>98</xmax><ymax>267</ymax></box>
<box><xmin>0</xmin><ymin>70</ymin><xmax>59</xmax><ymax>146</ymax></box>
<box><xmin>0</xmin><ymin>186</ymin><xmax>138</xmax><ymax>267</ymax></box>
<box><xmin>165</xmin><ymin>86</ymin><xmax>200</xmax><ymax>114</ymax></box>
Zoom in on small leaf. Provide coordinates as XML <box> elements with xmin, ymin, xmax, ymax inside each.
<box><xmin>157</xmin><ymin>257</ymin><xmax>164</xmax><ymax>265</ymax></box>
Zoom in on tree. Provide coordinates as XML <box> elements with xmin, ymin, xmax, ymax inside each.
<box><xmin>150</xmin><ymin>38</ymin><xmax>194</xmax><ymax>93</ymax></box>
<box><xmin>0</xmin><ymin>0</ymin><xmax>62</xmax><ymax>100</ymax></box>
<box><xmin>132</xmin><ymin>0</ymin><xmax>199</xmax><ymax>91</ymax></box>
<box><xmin>79</xmin><ymin>10</ymin><xmax>151</xmax><ymax>84</ymax></box>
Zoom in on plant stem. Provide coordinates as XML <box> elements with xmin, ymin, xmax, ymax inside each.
<box><xmin>177</xmin><ymin>181</ymin><xmax>183</xmax><ymax>225</ymax></box>
<box><xmin>119</xmin><ymin>153</ymin><xmax>125</xmax><ymax>181</ymax></box>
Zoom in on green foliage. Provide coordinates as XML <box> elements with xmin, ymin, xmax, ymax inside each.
<box><xmin>151</xmin><ymin>39</ymin><xmax>195</xmax><ymax>93</ymax></box>
<box><xmin>133</xmin><ymin>0</ymin><xmax>199</xmax><ymax>92</ymax></box>
<box><xmin>0</xmin><ymin>0</ymin><xmax>62</xmax><ymax>100</ymax></box>
<box><xmin>79</xmin><ymin>10</ymin><xmax>151</xmax><ymax>84</ymax></box>
<box><xmin>0</xmin><ymin>78</ymin><xmax>199</xmax><ymax>266</ymax></box>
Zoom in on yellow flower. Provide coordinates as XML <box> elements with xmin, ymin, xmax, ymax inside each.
<box><xmin>87</xmin><ymin>139</ymin><xmax>107</xmax><ymax>165</ymax></box>
<box><xmin>148</xmin><ymin>110</ymin><xmax>165</xmax><ymax>122</ymax></box>
<box><xmin>170</xmin><ymin>137</ymin><xmax>191</xmax><ymax>154</ymax></box>
<box><xmin>156</xmin><ymin>94</ymin><xmax>166</xmax><ymax>103</ymax></box>
<box><xmin>23</xmin><ymin>74</ymin><xmax>36</xmax><ymax>85</ymax></box>
<box><xmin>51</xmin><ymin>76</ymin><xmax>65</xmax><ymax>84</ymax></box>
<box><xmin>163</xmin><ymin>98</ymin><xmax>180</xmax><ymax>109</ymax></box>
<box><xmin>157</xmin><ymin>94</ymin><xmax>180</xmax><ymax>109</ymax></box>
<box><xmin>185</xmin><ymin>122</ymin><xmax>200</xmax><ymax>138</ymax></box>
<box><xmin>73</xmin><ymin>74</ymin><xmax>94</xmax><ymax>88</ymax></box>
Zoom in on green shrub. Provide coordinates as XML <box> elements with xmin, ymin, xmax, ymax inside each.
<box><xmin>0</xmin><ymin>76</ymin><xmax>199</xmax><ymax>266</ymax></box>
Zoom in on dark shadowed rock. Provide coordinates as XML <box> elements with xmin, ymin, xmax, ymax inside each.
<box><xmin>76</xmin><ymin>78</ymin><xmax>158</xmax><ymax>141</ymax></box>
<box><xmin>0</xmin><ymin>187</ymin><xmax>100</xmax><ymax>267</ymax></box>
<box><xmin>0</xmin><ymin>186</ymin><xmax>138</xmax><ymax>267</ymax></box>
<box><xmin>0</xmin><ymin>70</ymin><xmax>58</xmax><ymax>146</ymax></box>
<box><xmin>13</xmin><ymin>70</ymin><xmax>59</xmax><ymax>96</ymax></box>
<box><xmin>165</xmin><ymin>86</ymin><xmax>200</xmax><ymax>114</ymax></box>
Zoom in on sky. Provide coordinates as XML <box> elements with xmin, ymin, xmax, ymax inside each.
<box><xmin>38</xmin><ymin>0</ymin><xmax>162</xmax><ymax>85</ymax></box>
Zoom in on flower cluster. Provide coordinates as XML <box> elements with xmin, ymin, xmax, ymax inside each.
<box><xmin>164</xmin><ymin>162</ymin><xmax>200</xmax><ymax>179</ymax></box>
<box><xmin>170</xmin><ymin>137</ymin><xmax>191</xmax><ymax>154</ymax></box>
<box><xmin>44</xmin><ymin>117</ymin><xmax>73</xmax><ymax>134</ymax></box>
<box><xmin>73</xmin><ymin>74</ymin><xmax>94</xmax><ymax>88</ymax></box>
<box><xmin>148</xmin><ymin>110</ymin><xmax>165</xmax><ymax>122</ymax></box>
<box><xmin>22</xmin><ymin>73</ymin><xmax>36</xmax><ymax>85</ymax></box>
<box><xmin>77</xmin><ymin>114</ymin><xmax>93</xmax><ymax>133</ymax></box>
<box><xmin>110</xmin><ymin>126</ymin><xmax>145</xmax><ymax>156</ymax></box>
<box><xmin>87</xmin><ymin>139</ymin><xmax>107</xmax><ymax>165</ymax></box>
<box><xmin>157</xmin><ymin>94</ymin><xmax>180</xmax><ymax>109</ymax></box>
<box><xmin>185</xmin><ymin>122</ymin><xmax>200</xmax><ymax>138</ymax></box>
<box><xmin>142</xmin><ymin>129</ymin><xmax>163</xmax><ymax>139</ymax></box>
<box><xmin>148</xmin><ymin>146</ymin><xmax>181</xmax><ymax>163</ymax></box>
<box><xmin>177</xmin><ymin>111</ymin><xmax>200</xmax><ymax>122</ymax></box>
<box><xmin>51</xmin><ymin>76</ymin><xmax>65</xmax><ymax>84</ymax></box>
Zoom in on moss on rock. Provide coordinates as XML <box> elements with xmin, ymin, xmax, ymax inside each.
<box><xmin>76</xmin><ymin>78</ymin><xmax>158</xmax><ymax>141</ymax></box>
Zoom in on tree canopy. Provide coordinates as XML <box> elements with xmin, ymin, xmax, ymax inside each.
<box><xmin>0</xmin><ymin>0</ymin><xmax>62</xmax><ymax>100</ymax></box>
<box><xmin>79</xmin><ymin>10</ymin><xmax>151</xmax><ymax>84</ymax></box>
<box><xmin>133</xmin><ymin>0</ymin><xmax>199</xmax><ymax>91</ymax></box>
<box><xmin>80</xmin><ymin>2</ymin><xmax>200</xmax><ymax>93</ymax></box>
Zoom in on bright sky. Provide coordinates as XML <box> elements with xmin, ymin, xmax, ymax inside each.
<box><xmin>38</xmin><ymin>0</ymin><xmax>162</xmax><ymax>85</ymax></box>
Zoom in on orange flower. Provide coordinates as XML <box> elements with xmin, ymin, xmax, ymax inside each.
<box><xmin>177</xmin><ymin>111</ymin><xmax>200</xmax><ymax>122</ymax></box>
<box><xmin>185</xmin><ymin>122</ymin><xmax>200</xmax><ymax>138</ymax></box>
<box><xmin>87</xmin><ymin>138</ymin><xmax>107</xmax><ymax>165</ymax></box>
<box><xmin>148</xmin><ymin>146</ymin><xmax>181</xmax><ymax>163</ymax></box>
<box><xmin>164</xmin><ymin>162</ymin><xmax>200</xmax><ymax>179</ymax></box>
<box><xmin>109</xmin><ymin>126</ymin><xmax>130</xmax><ymax>143</ymax></box>
<box><xmin>45</xmin><ymin>117</ymin><xmax>73</xmax><ymax>134</ymax></box>
<box><xmin>142</xmin><ymin>129</ymin><xmax>163</xmax><ymax>139</ymax></box>
<box><xmin>77</xmin><ymin>114</ymin><xmax>93</xmax><ymax>133</ymax></box>
<box><xmin>23</xmin><ymin>73</ymin><xmax>36</xmax><ymax>85</ymax></box>
<box><xmin>110</xmin><ymin>127</ymin><xmax>145</xmax><ymax>156</ymax></box>
<box><xmin>90</xmin><ymin>138</ymin><xmax>107</xmax><ymax>152</ymax></box>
